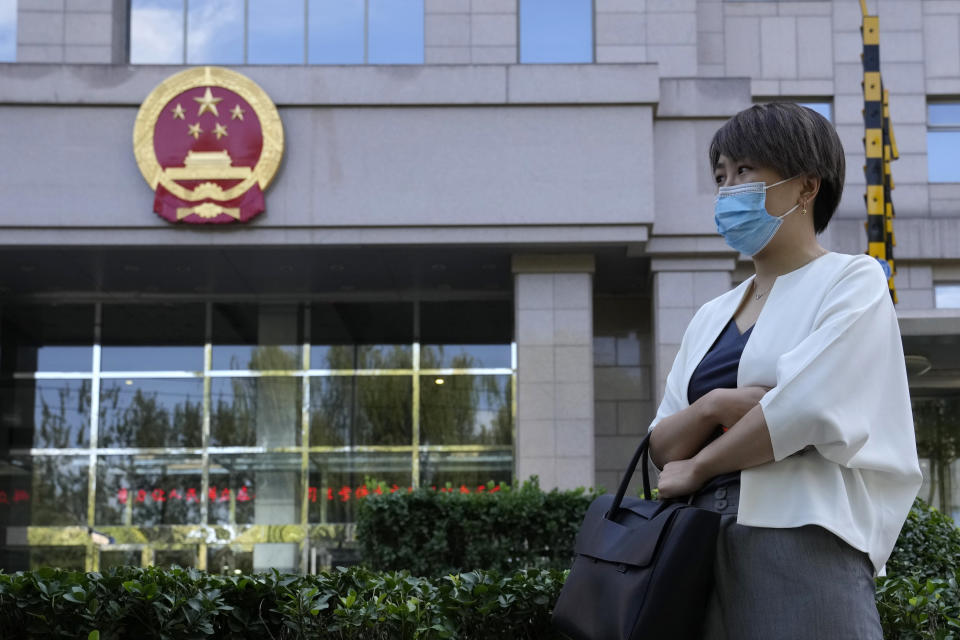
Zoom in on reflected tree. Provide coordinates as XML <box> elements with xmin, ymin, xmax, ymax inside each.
<box><xmin>914</xmin><ymin>396</ymin><xmax>960</xmax><ymax>514</ymax></box>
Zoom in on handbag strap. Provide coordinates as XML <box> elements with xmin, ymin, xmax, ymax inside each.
<box><xmin>608</xmin><ymin>432</ymin><xmax>653</xmax><ymax>518</ymax></box>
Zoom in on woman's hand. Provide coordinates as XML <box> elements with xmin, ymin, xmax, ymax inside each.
<box><xmin>706</xmin><ymin>386</ymin><xmax>771</xmax><ymax>430</ymax></box>
<box><xmin>657</xmin><ymin>458</ymin><xmax>707</xmax><ymax>499</ymax></box>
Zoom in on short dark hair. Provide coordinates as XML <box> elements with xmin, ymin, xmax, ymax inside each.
<box><xmin>708</xmin><ymin>102</ymin><xmax>846</xmax><ymax>234</ymax></box>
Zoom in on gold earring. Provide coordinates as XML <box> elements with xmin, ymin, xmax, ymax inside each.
<box><xmin>801</xmin><ymin>204</ymin><xmax>807</xmax><ymax>215</ymax></box>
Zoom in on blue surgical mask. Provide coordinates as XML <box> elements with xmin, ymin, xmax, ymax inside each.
<box><xmin>714</xmin><ymin>176</ymin><xmax>801</xmax><ymax>256</ymax></box>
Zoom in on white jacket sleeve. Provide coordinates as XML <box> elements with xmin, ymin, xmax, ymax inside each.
<box><xmin>758</xmin><ymin>256</ymin><xmax>916</xmax><ymax>471</ymax></box>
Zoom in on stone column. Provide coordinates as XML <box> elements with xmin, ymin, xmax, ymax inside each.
<box><xmin>513</xmin><ymin>254</ymin><xmax>594</xmax><ymax>491</ymax></box>
<box><xmin>252</xmin><ymin>305</ymin><xmax>300</xmax><ymax>573</ymax></box>
<box><xmin>651</xmin><ymin>258</ymin><xmax>734</xmax><ymax>407</ymax></box>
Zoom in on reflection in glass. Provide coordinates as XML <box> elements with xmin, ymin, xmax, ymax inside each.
<box><xmin>928</xmin><ymin>131</ymin><xmax>960</xmax><ymax>182</ymax></box>
<box><xmin>420</xmin><ymin>300</ymin><xmax>512</xmax><ymax>368</ymax></box>
<box><xmin>96</xmin><ymin>455</ymin><xmax>203</xmax><ymax>526</ymax></box>
<box><xmin>310</xmin><ymin>376</ymin><xmax>412</xmax><ymax>446</ymax></box>
<box><xmin>930</xmin><ymin>103</ymin><xmax>960</xmax><ymax>126</ymax></box>
<box><xmin>420</xmin><ymin>375</ymin><xmax>512</xmax><ymax>445</ymax></box>
<box><xmin>797</xmin><ymin>102</ymin><xmax>833</xmax><ymax>122</ymax></box>
<box><xmin>913</xmin><ymin>395</ymin><xmax>960</xmax><ymax>522</ymax></box>
<box><xmin>156</xmin><ymin>549</ymin><xmax>196</xmax><ymax>568</ymax></box>
<box><xmin>311</xmin><ymin>302</ymin><xmax>413</xmax><ymax>369</ymax></box>
<box><xmin>0</xmin><ymin>0</ymin><xmax>14</xmax><ymax>63</ymax></box>
<box><xmin>208</xmin><ymin>546</ymin><xmax>253</xmax><ymax>574</ymax></box>
<box><xmin>2</xmin><ymin>379</ymin><xmax>91</xmax><ymax>449</ymax></box>
<box><xmin>308</xmin><ymin>452</ymin><xmax>411</xmax><ymax>523</ymax></box>
<box><xmin>249</xmin><ymin>0</ymin><xmax>304</xmax><ymax>63</ymax></box>
<box><xmin>0</xmin><ymin>456</ymin><xmax>88</xmax><ymax>527</ymax></box>
<box><xmin>308</xmin><ymin>0</ymin><xmax>364</xmax><ymax>64</ymax></box>
<box><xmin>100</xmin><ymin>550</ymin><xmax>142</xmax><ymax>570</ymax></box>
<box><xmin>0</xmin><ymin>304</ymin><xmax>94</xmax><ymax>372</ymax></box>
<box><xmin>187</xmin><ymin>0</ymin><xmax>244</xmax><ymax>64</ymax></box>
<box><xmin>208</xmin><ymin>454</ymin><xmax>301</xmax><ymax>525</ymax></box>
<box><xmin>130</xmin><ymin>0</ymin><xmax>185</xmax><ymax>63</ymax></box>
<box><xmin>935</xmin><ymin>284</ymin><xmax>960</xmax><ymax>309</ymax></box>
<box><xmin>419</xmin><ymin>450</ymin><xmax>512</xmax><ymax>489</ymax></box>
<box><xmin>520</xmin><ymin>0</ymin><xmax>592</xmax><ymax>64</ymax></box>
<box><xmin>212</xmin><ymin>304</ymin><xmax>303</xmax><ymax>371</ymax></box>
<box><xmin>368</xmin><ymin>0</ymin><xmax>424</xmax><ymax>64</ymax></box>
<box><xmin>30</xmin><ymin>547</ymin><xmax>86</xmax><ymax>571</ymax></box>
<box><xmin>99</xmin><ymin>379</ymin><xmax>203</xmax><ymax>448</ymax></box>
<box><xmin>101</xmin><ymin>304</ymin><xmax>204</xmax><ymax>371</ymax></box>
<box><xmin>211</xmin><ymin>377</ymin><xmax>301</xmax><ymax>447</ymax></box>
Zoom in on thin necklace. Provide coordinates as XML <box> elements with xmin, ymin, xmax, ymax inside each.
<box><xmin>753</xmin><ymin>279</ymin><xmax>772</xmax><ymax>301</ymax></box>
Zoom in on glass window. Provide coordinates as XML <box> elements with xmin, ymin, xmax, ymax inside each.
<box><xmin>928</xmin><ymin>103</ymin><xmax>960</xmax><ymax>183</ymax></box>
<box><xmin>249</xmin><ymin>0</ymin><xmax>304</xmax><ymax>64</ymax></box>
<box><xmin>797</xmin><ymin>102</ymin><xmax>833</xmax><ymax>122</ymax></box>
<box><xmin>155</xmin><ymin>549</ymin><xmax>197</xmax><ymax>568</ymax></box>
<box><xmin>419</xmin><ymin>450</ymin><xmax>512</xmax><ymax>489</ymax></box>
<box><xmin>420</xmin><ymin>300</ymin><xmax>512</xmax><ymax>369</ymax></box>
<box><xmin>130</xmin><ymin>0</ymin><xmax>185</xmax><ymax>64</ymax></box>
<box><xmin>0</xmin><ymin>304</ymin><xmax>94</xmax><ymax>373</ymax></box>
<box><xmin>310</xmin><ymin>302</ymin><xmax>413</xmax><ymax>370</ymax></box>
<box><xmin>212</xmin><ymin>304</ymin><xmax>303</xmax><ymax>370</ymax></box>
<box><xmin>0</xmin><ymin>456</ymin><xmax>89</xmax><ymax>527</ymax></box>
<box><xmin>520</xmin><ymin>0</ymin><xmax>592</xmax><ymax>64</ymax></box>
<box><xmin>186</xmin><ymin>0</ymin><xmax>244</xmax><ymax>65</ymax></box>
<box><xmin>308</xmin><ymin>451</ymin><xmax>412</xmax><ymax>523</ymax></box>
<box><xmin>28</xmin><ymin>547</ymin><xmax>86</xmax><ymax>571</ymax></box>
<box><xmin>208</xmin><ymin>546</ymin><xmax>253</xmax><ymax>574</ymax></box>
<box><xmin>368</xmin><ymin>0</ymin><xmax>424</xmax><ymax>64</ymax></box>
<box><xmin>419</xmin><ymin>374</ymin><xmax>512</xmax><ymax>445</ymax></box>
<box><xmin>310</xmin><ymin>376</ymin><xmax>412</xmax><ymax>446</ymax></box>
<box><xmin>209</xmin><ymin>453</ymin><xmax>301</xmax><ymax>525</ymax></box>
<box><xmin>935</xmin><ymin>284</ymin><xmax>960</xmax><ymax>309</ymax></box>
<box><xmin>0</xmin><ymin>0</ymin><xmax>15</xmax><ymax>63</ymax></box>
<box><xmin>1</xmin><ymin>379</ymin><xmax>92</xmax><ymax>449</ymax></box>
<box><xmin>913</xmin><ymin>396</ymin><xmax>960</xmax><ymax>523</ymax></box>
<box><xmin>100</xmin><ymin>550</ymin><xmax>142</xmax><ymax>570</ymax></box>
<box><xmin>95</xmin><ymin>455</ymin><xmax>204</xmax><ymax>526</ymax></box>
<box><xmin>98</xmin><ymin>378</ymin><xmax>204</xmax><ymax>448</ymax></box>
<box><xmin>308</xmin><ymin>0</ymin><xmax>365</xmax><ymax>64</ymax></box>
<box><xmin>101</xmin><ymin>304</ymin><xmax>204</xmax><ymax>371</ymax></box>
<box><xmin>210</xmin><ymin>377</ymin><xmax>302</xmax><ymax>447</ymax></box>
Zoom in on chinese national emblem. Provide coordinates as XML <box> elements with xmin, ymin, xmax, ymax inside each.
<box><xmin>133</xmin><ymin>67</ymin><xmax>284</xmax><ymax>224</ymax></box>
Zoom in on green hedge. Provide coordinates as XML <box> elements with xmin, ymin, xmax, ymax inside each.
<box><xmin>355</xmin><ymin>478</ymin><xmax>596</xmax><ymax>576</ymax></box>
<box><xmin>0</xmin><ymin>565</ymin><xmax>565</xmax><ymax>640</ymax></box>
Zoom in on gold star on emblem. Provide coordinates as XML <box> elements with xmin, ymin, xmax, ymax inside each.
<box><xmin>230</xmin><ymin>104</ymin><xmax>245</xmax><ymax>121</ymax></box>
<box><xmin>171</xmin><ymin>103</ymin><xmax>185</xmax><ymax>120</ymax></box>
<box><xmin>214</xmin><ymin>123</ymin><xmax>228</xmax><ymax>140</ymax></box>
<box><xmin>187</xmin><ymin>122</ymin><xmax>203</xmax><ymax>139</ymax></box>
<box><xmin>193</xmin><ymin>87</ymin><xmax>222</xmax><ymax>117</ymax></box>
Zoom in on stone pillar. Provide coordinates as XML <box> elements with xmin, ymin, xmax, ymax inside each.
<box><xmin>16</xmin><ymin>0</ymin><xmax>127</xmax><ymax>64</ymax></box>
<box><xmin>651</xmin><ymin>258</ymin><xmax>734</xmax><ymax>407</ymax></box>
<box><xmin>425</xmin><ymin>0</ymin><xmax>517</xmax><ymax>65</ymax></box>
<box><xmin>513</xmin><ymin>254</ymin><xmax>594</xmax><ymax>491</ymax></box>
<box><xmin>252</xmin><ymin>305</ymin><xmax>299</xmax><ymax>573</ymax></box>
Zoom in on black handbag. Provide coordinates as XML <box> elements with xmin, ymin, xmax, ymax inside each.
<box><xmin>551</xmin><ymin>433</ymin><xmax>721</xmax><ymax>640</ymax></box>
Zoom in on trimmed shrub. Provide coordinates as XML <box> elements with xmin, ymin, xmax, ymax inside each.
<box><xmin>355</xmin><ymin>478</ymin><xmax>597</xmax><ymax>577</ymax></box>
<box><xmin>0</xmin><ymin>565</ymin><xmax>566</xmax><ymax>640</ymax></box>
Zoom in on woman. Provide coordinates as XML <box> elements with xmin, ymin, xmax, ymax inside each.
<box><xmin>647</xmin><ymin>103</ymin><xmax>922</xmax><ymax>639</ymax></box>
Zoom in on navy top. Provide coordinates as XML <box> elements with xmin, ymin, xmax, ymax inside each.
<box><xmin>686</xmin><ymin>318</ymin><xmax>753</xmax><ymax>489</ymax></box>
<box><xmin>687</xmin><ymin>318</ymin><xmax>754</xmax><ymax>405</ymax></box>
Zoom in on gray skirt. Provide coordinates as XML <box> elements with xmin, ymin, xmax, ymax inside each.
<box><xmin>691</xmin><ymin>478</ymin><xmax>883</xmax><ymax>640</ymax></box>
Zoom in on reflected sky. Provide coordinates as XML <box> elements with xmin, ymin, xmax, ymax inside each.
<box><xmin>130</xmin><ymin>0</ymin><xmax>184</xmax><ymax>64</ymax></box>
<box><xmin>935</xmin><ymin>285</ymin><xmax>960</xmax><ymax>309</ymax></box>
<box><xmin>0</xmin><ymin>0</ymin><xmax>14</xmax><ymax>62</ymax></box>
<box><xmin>128</xmin><ymin>0</ymin><xmax>426</xmax><ymax>64</ymax></box>
<box><xmin>928</xmin><ymin>131</ymin><xmax>960</xmax><ymax>182</ymax></box>
<box><xmin>520</xmin><ymin>0</ymin><xmax>592</xmax><ymax>63</ymax></box>
<box><xmin>929</xmin><ymin>103</ymin><xmax>960</xmax><ymax>126</ymax></box>
<box><xmin>250</xmin><ymin>0</ymin><xmax>304</xmax><ymax>63</ymax></box>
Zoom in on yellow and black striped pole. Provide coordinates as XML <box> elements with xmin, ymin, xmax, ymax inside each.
<box><xmin>861</xmin><ymin>0</ymin><xmax>898</xmax><ymax>303</ymax></box>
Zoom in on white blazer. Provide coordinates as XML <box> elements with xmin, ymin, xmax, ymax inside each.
<box><xmin>648</xmin><ymin>251</ymin><xmax>922</xmax><ymax>575</ymax></box>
